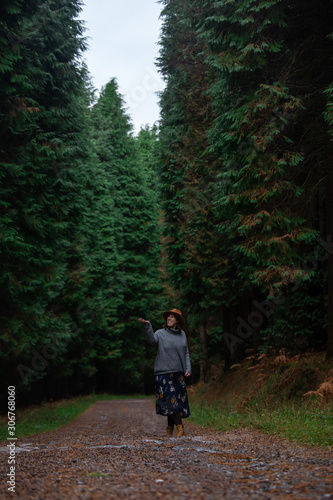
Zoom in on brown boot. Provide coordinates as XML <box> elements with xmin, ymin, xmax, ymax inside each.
<box><xmin>166</xmin><ymin>426</ymin><xmax>174</xmax><ymax>437</ymax></box>
<box><xmin>176</xmin><ymin>424</ymin><xmax>184</xmax><ymax>437</ymax></box>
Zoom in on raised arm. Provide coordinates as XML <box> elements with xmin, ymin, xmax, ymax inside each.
<box><xmin>138</xmin><ymin>318</ymin><xmax>158</xmax><ymax>344</ymax></box>
<box><xmin>138</xmin><ymin>318</ymin><xmax>148</xmax><ymax>324</ymax></box>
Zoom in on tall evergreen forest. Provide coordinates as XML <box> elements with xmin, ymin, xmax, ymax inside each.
<box><xmin>0</xmin><ymin>0</ymin><xmax>332</xmax><ymax>405</ymax></box>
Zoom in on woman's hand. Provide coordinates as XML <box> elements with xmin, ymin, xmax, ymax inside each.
<box><xmin>138</xmin><ymin>318</ymin><xmax>148</xmax><ymax>324</ymax></box>
<box><xmin>185</xmin><ymin>372</ymin><xmax>190</xmax><ymax>377</ymax></box>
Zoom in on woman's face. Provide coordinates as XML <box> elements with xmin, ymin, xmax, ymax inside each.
<box><xmin>166</xmin><ymin>314</ymin><xmax>178</xmax><ymax>329</ymax></box>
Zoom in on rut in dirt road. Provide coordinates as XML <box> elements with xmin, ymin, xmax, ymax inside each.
<box><xmin>0</xmin><ymin>398</ymin><xmax>332</xmax><ymax>499</ymax></box>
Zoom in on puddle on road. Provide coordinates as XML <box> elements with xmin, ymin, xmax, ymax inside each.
<box><xmin>0</xmin><ymin>442</ymin><xmax>138</xmax><ymax>453</ymax></box>
<box><xmin>0</xmin><ymin>443</ymin><xmax>49</xmax><ymax>453</ymax></box>
<box><xmin>0</xmin><ymin>436</ymin><xmax>252</xmax><ymax>462</ymax></box>
<box><xmin>196</xmin><ymin>447</ymin><xmax>220</xmax><ymax>454</ymax></box>
<box><xmin>144</xmin><ymin>439</ymin><xmax>163</xmax><ymax>445</ymax></box>
<box><xmin>191</xmin><ymin>436</ymin><xmax>216</xmax><ymax>445</ymax></box>
<box><xmin>90</xmin><ymin>444</ymin><xmax>136</xmax><ymax>450</ymax></box>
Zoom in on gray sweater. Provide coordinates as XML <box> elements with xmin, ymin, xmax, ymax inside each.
<box><xmin>145</xmin><ymin>321</ymin><xmax>191</xmax><ymax>375</ymax></box>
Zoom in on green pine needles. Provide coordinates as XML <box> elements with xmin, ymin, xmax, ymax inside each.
<box><xmin>158</xmin><ymin>0</ymin><xmax>333</xmax><ymax>368</ymax></box>
<box><xmin>0</xmin><ymin>1</ymin><xmax>162</xmax><ymax>404</ymax></box>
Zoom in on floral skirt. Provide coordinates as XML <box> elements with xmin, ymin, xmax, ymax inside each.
<box><xmin>154</xmin><ymin>371</ymin><xmax>190</xmax><ymax>418</ymax></box>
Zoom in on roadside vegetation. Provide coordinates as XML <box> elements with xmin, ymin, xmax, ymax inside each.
<box><xmin>1</xmin><ymin>353</ymin><xmax>331</xmax><ymax>448</ymax></box>
<box><xmin>189</xmin><ymin>352</ymin><xmax>333</xmax><ymax>448</ymax></box>
<box><xmin>0</xmin><ymin>394</ymin><xmax>149</xmax><ymax>441</ymax></box>
<box><xmin>190</xmin><ymin>400</ymin><xmax>333</xmax><ymax>448</ymax></box>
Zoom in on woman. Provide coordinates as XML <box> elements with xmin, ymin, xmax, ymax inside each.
<box><xmin>138</xmin><ymin>308</ymin><xmax>191</xmax><ymax>437</ymax></box>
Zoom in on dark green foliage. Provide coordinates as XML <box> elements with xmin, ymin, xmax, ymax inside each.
<box><xmin>158</xmin><ymin>0</ymin><xmax>333</xmax><ymax>367</ymax></box>
<box><xmin>0</xmin><ymin>1</ymin><xmax>163</xmax><ymax>405</ymax></box>
<box><xmin>1</xmin><ymin>0</ymin><xmax>332</xmax><ymax>406</ymax></box>
<box><xmin>0</xmin><ymin>0</ymin><xmax>89</xmax><ymax>400</ymax></box>
<box><xmin>199</xmin><ymin>0</ymin><xmax>329</xmax><ymax>291</ymax></box>
<box><xmin>158</xmin><ymin>0</ymin><xmax>226</xmax><ymax>312</ymax></box>
<box><xmin>88</xmin><ymin>80</ymin><xmax>162</xmax><ymax>392</ymax></box>
<box><xmin>259</xmin><ymin>272</ymin><xmax>328</xmax><ymax>352</ymax></box>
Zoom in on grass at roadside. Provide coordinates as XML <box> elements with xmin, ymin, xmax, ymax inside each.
<box><xmin>0</xmin><ymin>394</ymin><xmax>150</xmax><ymax>441</ymax></box>
<box><xmin>190</xmin><ymin>399</ymin><xmax>333</xmax><ymax>448</ymax></box>
<box><xmin>1</xmin><ymin>388</ymin><xmax>331</xmax><ymax>448</ymax></box>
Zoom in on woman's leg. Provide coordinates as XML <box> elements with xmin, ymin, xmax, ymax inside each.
<box><xmin>166</xmin><ymin>415</ymin><xmax>174</xmax><ymax>436</ymax></box>
<box><xmin>172</xmin><ymin>411</ymin><xmax>184</xmax><ymax>436</ymax></box>
<box><xmin>172</xmin><ymin>411</ymin><xmax>182</xmax><ymax>426</ymax></box>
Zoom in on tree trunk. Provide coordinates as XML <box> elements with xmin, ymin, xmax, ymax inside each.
<box><xmin>326</xmin><ymin>178</ymin><xmax>333</xmax><ymax>359</ymax></box>
<box><xmin>198</xmin><ymin>321</ymin><xmax>208</xmax><ymax>382</ymax></box>
<box><xmin>223</xmin><ymin>303</ymin><xmax>245</xmax><ymax>370</ymax></box>
<box><xmin>223</xmin><ymin>305</ymin><xmax>231</xmax><ymax>371</ymax></box>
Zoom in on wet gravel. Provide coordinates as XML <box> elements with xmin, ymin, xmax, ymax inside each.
<box><xmin>0</xmin><ymin>398</ymin><xmax>332</xmax><ymax>499</ymax></box>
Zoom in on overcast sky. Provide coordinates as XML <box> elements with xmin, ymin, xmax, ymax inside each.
<box><xmin>79</xmin><ymin>0</ymin><xmax>165</xmax><ymax>134</ymax></box>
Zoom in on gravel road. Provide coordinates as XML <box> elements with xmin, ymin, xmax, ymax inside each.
<box><xmin>0</xmin><ymin>398</ymin><xmax>332</xmax><ymax>499</ymax></box>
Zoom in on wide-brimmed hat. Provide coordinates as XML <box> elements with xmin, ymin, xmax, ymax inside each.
<box><xmin>163</xmin><ymin>308</ymin><xmax>185</xmax><ymax>328</ymax></box>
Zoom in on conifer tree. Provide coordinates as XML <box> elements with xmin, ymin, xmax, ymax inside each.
<box><xmin>89</xmin><ymin>79</ymin><xmax>162</xmax><ymax>391</ymax></box>
<box><xmin>195</xmin><ymin>0</ymin><xmax>333</xmax><ymax>357</ymax></box>
<box><xmin>158</xmin><ymin>0</ymin><xmax>333</xmax><ymax>365</ymax></box>
<box><xmin>0</xmin><ymin>0</ymin><xmax>89</xmax><ymax>398</ymax></box>
<box><xmin>324</xmin><ymin>44</ymin><xmax>333</xmax><ymax>359</ymax></box>
<box><xmin>157</xmin><ymin>0</ymin><xmax>233</xmax><ymax>377</ymax></box>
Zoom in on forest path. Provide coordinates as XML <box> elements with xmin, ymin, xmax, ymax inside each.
<box><xmin>0</xmin><ymin>398</ymin><xmax>332</xmax><ymax>499</ymax></box>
